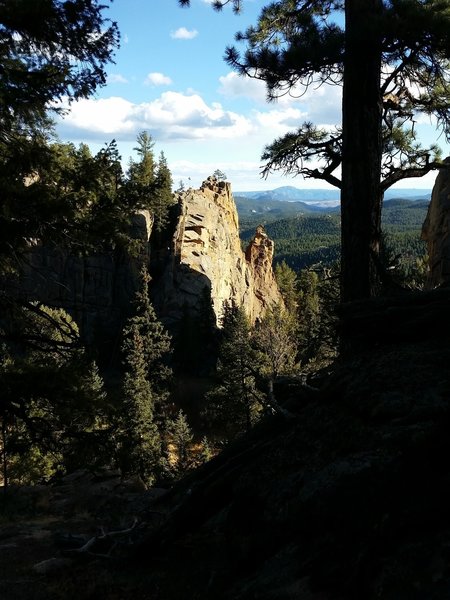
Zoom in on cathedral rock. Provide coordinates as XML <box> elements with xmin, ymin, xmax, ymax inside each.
<box><xmin>152</xmin><ymin>176</ymin><xmax>283</xmax><ymax>326</ymax></box>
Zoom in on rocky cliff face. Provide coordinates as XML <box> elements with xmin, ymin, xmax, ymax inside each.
<box><xmin>422</xmin><ymin>162</ymin><xmax>450</xmax><ymax>287</ymax></box>
<box><xmin>16</xmin><ymin>210</ymin><xmax>153</xmax><ymax>348</ymax></box>
<box><xmin>152</xmin><ymin>177</ymin><xmax>283</xmax><ymax>326</ymax></box>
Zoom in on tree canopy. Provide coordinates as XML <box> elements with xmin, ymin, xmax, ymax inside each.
<box><xmin>221</xmin><ymin>0</ymin><xmax>450</xmax><ymax>191</ymax></box>
<box><xmin>0</xmin><ymin>0</ymin><xmax>119</xmax><ymax>133</ymax></box>
<box><xmin>0</xmin><ymin>0</ymin><xmax>120</xmax><ymax>274</ymax></box>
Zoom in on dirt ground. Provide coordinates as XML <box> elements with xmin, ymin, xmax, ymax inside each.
<box><xmin>0</xmin><ymin>470</ymin><xmax>166</xmax><ymax>600</ymax></box>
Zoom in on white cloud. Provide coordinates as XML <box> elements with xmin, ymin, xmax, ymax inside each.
<box><xmin>57</xmin><ymin>92</ymin><xmax>252</xmax><ymax>142</ymax></box>
<box><xmin>219</xmin><ymin>72</ymin><xmax>267</xmax><ymax>103</ymax></box>
<box><xmin>219</xmin><ymin>72</ymin><xmax>342</xmax><ymax>124</ymax></box>
<box><xmin>145</xmin><ymin>72</ymin><xmax>173</xmax><ymax>86</ymax></box>
<box><xmin>254</xmin><ymin>107</ymin><xmax>308</xmax><ymax>133</ymax></box>
<box><xmin>302</xmin><ymin>83</ymin><xmax>342</xmax><ymax>125</ymax></box>
<box><xmin>58</xmin><ymin>96</ymin><xmax>137</xmax><ymax>136</ymax></box>
<box><xmin>170</xmin><ymin>27</ymin><xmax>198</xmax><ymax>40</ymax></box>
<box><xmin>56</xmin><ymin>83</ymin><xmax>342</xmax><ymax>159</ymax></box>
<box><xmin>107</xmin><ymin>73</ymin><xmax>128</xmax><ymax>84</ymax></box>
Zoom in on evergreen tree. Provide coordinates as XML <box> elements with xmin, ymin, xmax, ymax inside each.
<box><xmin>119</xmin><ymin>325</ymin><xmax>162</xmax><ymax>484</ymax></box>
<box><xmin>169</xmin><ymin>410</ymin><xmax>194</xmax><ymax>473</ymax></box>
<box><xmin>128</xmin><ymin>131</ymin><xmax>155</xmax><ymax>191</ymax></box>
<box><xmin>118</xmin><ymin>266</ymin><xmax>172</xmax><ymax>484</ymax></box>
<box><xmin>275</xmin><ymin>260</ymin><xmax>299</xmax><ymax>314</ymax></box>
<box><xmin>0</xmin><ymin>305</ymin><xmax>108</xmax><ymax>485</ymax></box>
<box><xmin>198</xmin><ymin>435</ymin><xmax>214</xmax><ymax>464</ymax></box>
<box><xmin>0</xmin><ymin>0</ymin><xmax>119</xmax><ymax>275</ymax></box>
<box><xmin>126</xmin><ymin>134</ymin><xmax>174</xmax><ymax>237</ymax></box>
<box><xmin>297</xmin><ymin>269</ymin><xmax>322</xmax><ymax>362</ymax></box>
<box><xmin>253</xmin><ymin>303</ymin><xmax>299</xmax><ymax>406</ymax></box>
<box><xmin>297</xmin><ymin>265</ymin><xmax>339</xmax><ymax>368</ymax></box>
<box><xmin>213</xmin><ymin>169</ymin><xmax>227</xmax><ymax>181</ymax></box>
<box><xmin>153</xmin><ymin>151</ymin><xmax>174</xmax><ymax>233</ymax></box>
<box><xmin>0</xmin><ymin>0</ymin><xmax>118</xmax><ymax>133</ymax></box>
<box><xmin>205</xmin><ymin>302</ymin><xmax>263</xmax><ymax>436</ymax></box>
<box><xmin>82</xmin><ymin>140</ymin><xmax>136</xmax><ymax>252</ymax></box>
<box><xmin>122</xmin><ymin>266</ymin><xmax>172</xmax><ymax>397</ymax></box>
<box><xmin>0</xmin><ymin>135</ymin><xmax>136</xmax><ymax>285</ymax></box>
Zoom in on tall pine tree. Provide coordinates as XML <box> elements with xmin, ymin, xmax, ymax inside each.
<box><xmin>205</xmin><ymin>302</ymin><xmax>263</xmax><ymax>436</ymax></box>
<box><xmin>118</xmin><ymin>266</ymin><xmax>172</xmax><ymax>484</ymax></box>
<box><xmin>153</xmin><ymin>151</ymin><xmax>174</xmax><ymax>233</ymax></box>
<box><xmin>119</xmin><ymin>325</ymin><xmax>162</xmax><ymax>483</ymax></box>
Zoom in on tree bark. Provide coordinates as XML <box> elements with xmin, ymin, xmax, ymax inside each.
<box><xmin>341</xmin><ymin>0</ymin><xmax>383</xmax><ymax>302</ymax></box>
<box><xmin>1</xmin><ymin>419</ymin><xmax>7</xmax><ymax>489</ymax></box>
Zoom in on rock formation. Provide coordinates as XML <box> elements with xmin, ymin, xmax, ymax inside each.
<box><xmin>16</xmin><ymin>210</ymin><xmax>153</xmax><ymax>347</ymax></box>
<box><xmin>152</xmin><ymin>177</ymin><xmax>283</xmax><ymax>326</ymax></box>
<box><xmin>9</xmin><ymin>178</ymin><xmax>282</xmax><ymax>358</ymax></box>
<box><xmin>422</xmin><ymin>160</ymin><xmax>450</xmax><ymax>287</ymax></box>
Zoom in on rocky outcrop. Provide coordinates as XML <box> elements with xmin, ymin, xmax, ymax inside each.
<box><xmin>16</xmin><ymin>210</ymin><xmax>153</xmax><ymax>347</ymax></box>
<box><xmin>245</xmin><ymin>225</ymin><xmax>278</xmax><ymax>310</ymax></box>
<box><xmin>421</xmin><ymin>161</ymin><xmax>450</xmax><ymax>287</ymax></box>
<box><xmin>153</xmin><ymin>177</ymin><xmax>283</xmax><ymax>326</ymax></box>
<box><xmin>10</xmin><ymin>179</ymin><xmax>281</xmax><ymax>353</ymax></box>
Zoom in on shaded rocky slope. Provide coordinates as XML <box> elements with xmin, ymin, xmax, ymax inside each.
<box><xmin>8</xmin><ymin>210</ymin><xmax>153</xmax><ymax>350</ymax></box>
<box><xmin>128</xmin><ymin>287</ymin><xmax>450</xmax><ymax>599</ymax></box>
<box><xmin>3</xmin><ymin>287</ymin><xmax>450</xmax><ymax>600</ymax></box>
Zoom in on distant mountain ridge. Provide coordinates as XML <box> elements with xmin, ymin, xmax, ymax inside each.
<box><xmin>234</xmin><ymin>191</ymin><xmax>431</xmax><ymax>228</ymax></box>
<box><xmin>235</xmin><ymin>185</ymin><xmax>431</xmax><ymax>205</ymax></box>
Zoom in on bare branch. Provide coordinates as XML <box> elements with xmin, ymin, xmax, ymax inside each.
<box><xmin>64</xmin><ymin>518</ymin><xmax>140</xmax><ymax>559</ymax></box>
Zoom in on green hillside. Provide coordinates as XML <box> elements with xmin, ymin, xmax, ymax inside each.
<box><xmin>239</xmin><ymin>199</ymin><xmax>429</xmax><ymax>271</ymax></box>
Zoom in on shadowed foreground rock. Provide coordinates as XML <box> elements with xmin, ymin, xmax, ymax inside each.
<box><xmin>2</xmin><ymin>289</ymin><xmax>450</xmax><ymax>599</ymax></box>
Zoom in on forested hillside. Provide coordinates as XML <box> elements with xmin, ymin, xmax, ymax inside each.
<box><xmin>239</xmin><ymin>199</ymin><xmax>429</xmax><ymax>275</ymax></box>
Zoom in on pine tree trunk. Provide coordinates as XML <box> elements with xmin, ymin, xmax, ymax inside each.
<box><xmin>341</xmin><ymin>0</ymin><xmax>383</xmax><ymax>302</ymax></box>
<box><xmin>1</xmin><ymin>419</ymin><xmax>7</xmax><ymax>489</ymax></box>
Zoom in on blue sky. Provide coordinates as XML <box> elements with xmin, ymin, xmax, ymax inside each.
<box><xmin>55</xmin><ymin>0</ymin><xmax>445</xmax><ymax>191</ymax></box>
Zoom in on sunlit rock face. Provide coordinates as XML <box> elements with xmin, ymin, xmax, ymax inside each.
<box><xmin>153</xmin><ymin>177</ymin><xmax>283</xmax><ymax>326</ymax></box>
<box><xmin>422</xmin><ymin>162</ymin><xmax>450</xmax><ymax>288</ymax></box>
